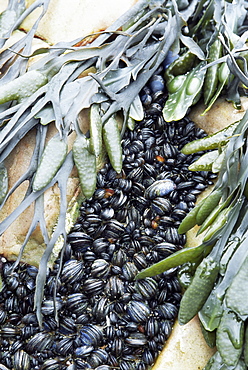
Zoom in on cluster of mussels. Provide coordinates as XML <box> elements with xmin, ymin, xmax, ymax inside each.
<box><xmin>0</xmin><ymin>67</ymin><xmax>216</xmax><ymax>370</ymax></box>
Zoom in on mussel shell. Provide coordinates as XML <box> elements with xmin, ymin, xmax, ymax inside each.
<box><xmin>111</xmin><ymin>250</ymin><xmax>127</xmax><ymax>267</ymax></box>
<box><xmin>0</xmin><ymin>324</ymin><xmax>20</xmax><ymax>338</ymax></box>
<box><xmin>151</xmin><ymin>197</ymin><xmax>172</xmax><ymax>215</ymax></box>
<box><xmin>133</xmin><ymin>253</ymin><xmax>147</xmax><ymax>270</ymax></box>
<box><xmin>40</xmin><ymin>359</ymin><xmax>63</xmax><ymax>370</ymax></box>
<box><xmin>105</xmin><ymin>276</ymin><xmax>124</xmax><ymax>299</ymax></box>
<box><xmin>144</xmin><ymin>180</ymin><xmax>176</xmax><ymax>199</ymax></box>
<box><xmin>142</xmin><ymin>348</ymin><xmax>157</xmax><ymax>365</ymax></box>
<box><xmin>154</xmin><ymin>302</ymin><xmax>178</xmax><ymax>320</ymax></box>
<box><xmin>75</xmin><ymin>345</ymin><xmax>94</xmax><ymax>357</ymax></box>
<box><xmin>135</xmin><ymin>278</ymin><xmax>158</xmax><ymax>299</ymax></box>
<box><xmin>88</xmin><ymin>349</ymin><xmax>109</xmax><ymax>367</ymax></box>
<box><xmin>59</xmin><ymin>316</ymin><xmax>77</xmax><ymax>335</ymax></box>
<box><xmin>80</xmin><ymin>325</ymin><xmax>103</xmax><ymax>347</ymax></box>
<box><xmin>100</xmin><ymin>208</ymin><xmax>115</xmax><ymax>220</ymax></box>
<box><xmin>66</xmin><ymin>293</ymin><xmax>88</xmax><ymax>315</ymax></box>
<box><xmin>56</xmin><ymin>337</ymin><xmax>74</xmax><ymax>355</ymax></box>
<box><xmin>26</xmin><ymin>332</ymin><xmax>53</xmax><ymax>353</ymax></box>
<box><xmin>91</xmin><ymin>259</ymin><xmax>110</xmax><ymax>279</ymax></box>
<box><xmin>145</xmin><ymin>317</ymin><xmax>160</xmax><ymax>338</ymax></box>
<box><xmin>126</xmin><ymin>301</ymin><xmax>150</xmax><ymax>323</ymax></box>
<box><xmin>103</xmin><ymin>220</ymin><xmax>125</xmax><ymax>240</ymax></box>
<box><xmin>13</xmin><ymin>350</ymin><xmax>30</xmax><ymax>370</ymax></box>
<box><xmin>41</xmin><ymin>298</ymin><xmax>63</xmax><ymax>316</ymax></box>
<box><xmin>148</xmin><ymin>74</ymin><xmax>165</xmax><ymax>94</ymax></box>
<box><xmin>154</xmin><ymin>242</ymin><xmax>178</xmax><ymax>257</ymax></box>
<box><xmin>95</xmin><ymin>365</ymin><xmax>112</xmax><ymax>370</ymax></box>
<box><xmin>0</xmin><ymin>307</ymin><xmax>7</xmax><ymax>324</ymax></box>
<box><xmin>92</xmin><ymin>297</ymin><xmax>110</xmax><ymax>321</ymax></box>
<box><xmin>125</xmin><ymin>332</ymin><xmax>147</xmax><ymax>347</ymax></box>
<box><xmin>83</xmin><ymin>278</ymin><xmax>105</xmax><ymax>296</ymax></box>
<box><xmin>67</xmin><ymin>232</ymin><xmax>93</xmax><ymax>252</ymax></box>
<box><xmin>61</xmin><ymin>259</ymin><xmax>84</xmax><ymax>284</ymax></box>
<box><xmin>121</xmin><ymin>262</ymin><xmax>138</xmax><ymax>282</ymax></box>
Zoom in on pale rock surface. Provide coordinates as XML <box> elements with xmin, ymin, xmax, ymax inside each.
<box><xmin>1</xmin><ymin>1</ymin><xmax>246</xmax><ymax>369</ymax></box>
<box><xmin>0</xmin><ymin>124</ymin><xmax>81</xmax><ymax>266</ymax></box>
<box><xmin>21</xmin><ymin>0</ymin><xmax>137</xmax><ymax>44</ymax></box>
<box><xmin>153</xmin><ymin>317</ymin><xmax>216</xmax><ymax>370</ymax></box>
<box><xmin>189</xmin><ymin>96</ymin><xmax>248</xmax><ymax>134</ymax></box>
<box><xmin>0</xmin><ymin>1</ymin><xmax>9</xmax><ymax>12</ymax></box>
<box><xmin>1</xmin><ymin>0</ymin><xmax>137</xmax><ymax>44</ymax></box>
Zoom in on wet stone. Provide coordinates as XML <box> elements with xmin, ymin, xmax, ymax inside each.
<box><xmin>0</xmin><ymin>66</ymin><xmax>216</xmax><ymax>369</ymax></box>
